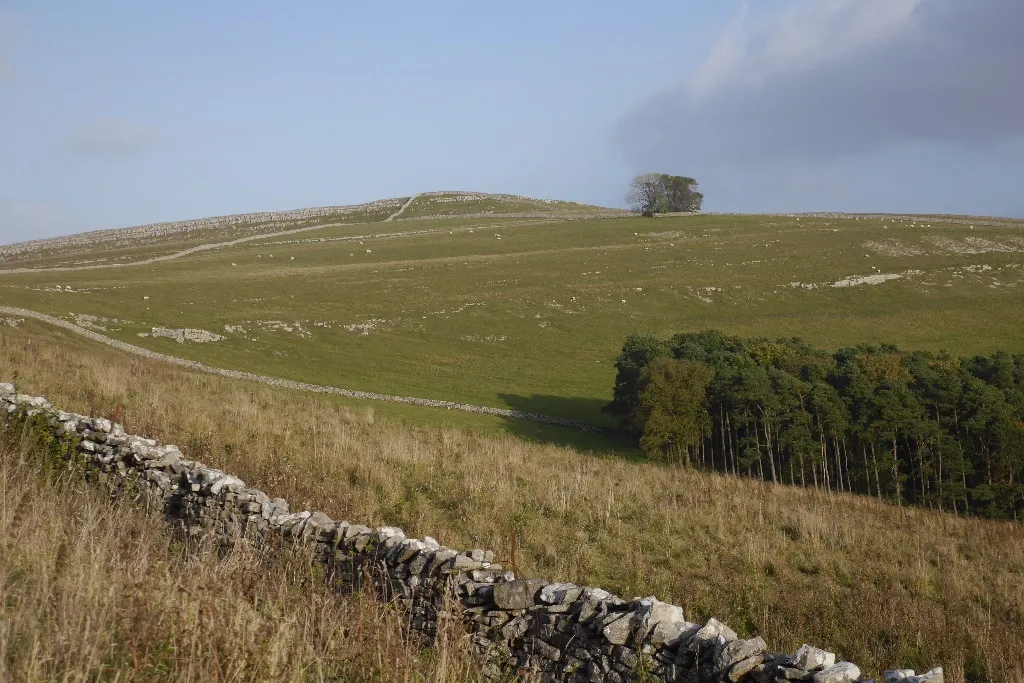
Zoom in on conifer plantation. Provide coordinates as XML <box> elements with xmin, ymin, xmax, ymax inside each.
<box><xmin>609</xmin><ymin>332</ymin><xmax>1024</xmax><ymax>519</ymax></box>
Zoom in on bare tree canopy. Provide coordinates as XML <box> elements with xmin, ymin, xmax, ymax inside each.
<box><xmin>627</xmin><ymin>174</ymin><xmax>703</xmax><ymax>215</ymax></box>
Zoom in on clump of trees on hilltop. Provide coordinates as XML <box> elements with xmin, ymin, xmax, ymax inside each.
<box><xmin>627</xmin><ymin>174</ymin><xmax>703</xmax><ymax>215</ymax></box>
<box><xmin>606</xmin><ymin>331</ymin><xmax>1024</xmax><ymax>520</ymax></box>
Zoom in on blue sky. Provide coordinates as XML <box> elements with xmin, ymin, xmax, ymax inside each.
<box><xmin>1</xmin><ymin>0</ymin><xmax>1022</xmax><ymax>243</ymax></box>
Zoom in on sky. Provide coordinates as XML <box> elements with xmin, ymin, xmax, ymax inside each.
<box><xmin>1</xmin><ymin>0</ymin><xmax>1022</xmax><ymax>243</ymax></box>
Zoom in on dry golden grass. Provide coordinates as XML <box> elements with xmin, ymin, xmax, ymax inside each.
<box><xmin>2</xmin><ymin>321</ymin><xmax>1023</xmax><ymax>682</ymax></box>
<box><xmin>0</xmin><ymin>413</ymin><xmax>482</xmax><ymax>682</ymax></box>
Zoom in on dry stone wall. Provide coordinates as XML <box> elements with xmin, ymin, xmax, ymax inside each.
<box><xmin>0</xmin><ymin>384</ymin><xmax>943</xmax><ymax>683</ymax></box>
<box><xmin>0</xmin><ymin>198</ymin><xmax>407</xmax><ymax>258</ymax></box>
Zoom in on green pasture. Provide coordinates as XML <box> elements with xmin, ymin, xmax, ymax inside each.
<box><xmin>2</xmin><ymin>204</ymin><xmax>1023</xmax><ymax>445</ymax></box>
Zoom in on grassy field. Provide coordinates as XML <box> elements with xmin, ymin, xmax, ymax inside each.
<box><xmin>0</xmin><ymin>401</ymin><xmax>482</xmax><ymax>682</ymax></box>
<box><xmin>1</xmin><ymin>195</ymin><xmax>1022</xmax><ymax>449</ymax></box>
<box><xmin>2</xmin><ymin>321</ymin><xmax>1022</xmax><ymax>682</ymax></box>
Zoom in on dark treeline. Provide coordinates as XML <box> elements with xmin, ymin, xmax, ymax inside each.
<box><xmin>606</xmin><ymin>331</ymin><xmax>1024</xmax><ymax>520</ymax></box>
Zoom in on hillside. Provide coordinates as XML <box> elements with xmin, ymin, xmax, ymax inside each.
<box><xmin>0</xmin><ymin>406</ymin><xmax>481</xmax><ymax>682</ymax></box>
<box><xmin>0</xmin><ymin>191</ymin><xmax>620</xmax><ymax>270</ymax></box>
<box><xmin>0</xmin><ymin>194</ymin><xmax>1022</xmax><ymax>450</ymax></box>
<box><xmin>1</xmin><ymin>318</ymin><xmax>1021</xmax><ymax>681</ymax></box>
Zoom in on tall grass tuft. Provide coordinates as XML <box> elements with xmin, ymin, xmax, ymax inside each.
<box><xmin>0</xmin><ymin>423</ymin><xmax>484</xmax><ymax>682</ymax></box>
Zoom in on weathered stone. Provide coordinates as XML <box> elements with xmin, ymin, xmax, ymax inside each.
<box><xmin>777</xmin><ymin>666</ymin><xmax>814</xmax><ymax>681</ymax></box>
<box><xmin>689</xmin><ymin>617</ymin><xmax>737</xmax><ymax>653</ymax></box>
<box><xmin>812</xmin><ymin>662</ymin><xmax>861</xmax><ymax>683</ymax></box>
<box><xmin>908</xmin><ymin>668</ymin><xmax>944</xmax><ymax>683</ymax></box>
<box><xmin>445</xmin><ymin>553</ymin><xmax>483</xmax><ymax>572</ymax></box>
<box><xmin>493</xmin><ymin>578</ymin><xmax>547</xmax><ymax>610</ymax></box>
<box><xmin>577</xmin><ymin>587</ymin><xmax>615</xmax><ymax>623</ymax></box>
<box><xmin>715</xmin><ymin>637</ymin><xmax>767</xmax><ymax>673</ymax></box>
<box><xmin>501</xmin><ymin>616</ymin><xmax>530</xmax><ymax>641</ymax></box>
<box><xmin>795</xmin><ymin>644</ymin><xmax>836</xmax><ymax>671</ymax></box>
<box><xmin>407</xmin><ymin>551</ymin><xmax>430</xmax><ymax>575</ymax></box>
<box><xmin>395</xmin><ymin>539</ymin><xmax>426</xmax><ymax>563</ymax></box>
<box><xmin>884</xmin><ymin>670</ymin><xmax>916</xmax><ymax>683</ymax></box>
<box><xmin>531</xmin><ymin>637</ymin><xmax>562</xmax><ymax>662</ymax></box>
<box><xmin>425</xmin><ymin>548</ymin><xmax>458</xmax><ymax>574</ymax></box>
<box><xmin>351</xmin><ymin>532</ymin><xmax>373</xmax><ymax>552</ymax></box>
<box><xmin>342</xmin><ymin>523</ymin><xmax>371</xmax><ymax>540</ymax></box>
<box><xmin>539</xmin><ymin>582</ymin><xmax>580</xmax><ymax>605</ymax></box>
<box><xmin>377</xmin><ymin>526</ymin><xmax>405</xmax><ymax>546</ymax></box>
<box><xmin>729</xmin><ymin>654</ymin><xmax>766</xmax><ymax>682</ymax></box>
<box><xmin>305</xmin><ymin>511</ymin><xmax>335</xmax><ymax>540</ymax></box>
<box><xmin>602</xmin><ymin>612</ymin><xmax>636</xmax><ymax>646</ymax></box>
<box><xmin>634</xmin><ymin>597</ymin><xmax>692</xmax><ymax>647</ymax></box>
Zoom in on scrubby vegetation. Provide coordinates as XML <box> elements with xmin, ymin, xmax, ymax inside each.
<box><xmin>3</xmin><ymin>322</ymin><xmax>1023</xmax><ymax>681</ymax></box>
<box><xmin>609</xmin><ymin>331</ymin><xmax>1024</xmax><ymax>520</ymax></box>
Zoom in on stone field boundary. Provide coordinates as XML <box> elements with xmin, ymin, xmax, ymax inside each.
<box><xmin>0</xmin><ymin>306</ymin><xmax>604</xmax><ymax>432</ymax></box>
<box><xmin>0</xmin><ymin>385</ymin><xmax>942</xmax><ymax>683</ymax></box>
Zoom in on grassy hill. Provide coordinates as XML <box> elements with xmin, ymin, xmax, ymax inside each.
<box><xmin>0</xmin><ymin>193</ymin><xmax>1022</xmax><ymax>451</ymax></box>
<box><xmin>1</xmin><ymin>318</ymin><xmax>1021</xmax><ymax>681</ymax></box>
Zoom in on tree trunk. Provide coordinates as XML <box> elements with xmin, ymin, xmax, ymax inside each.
<box><xmin>917</xmin><ymin>436</ymin><xmax>927</xmax><ymax>505</ymax></box>
<box><xmin>861</xmin><ymin>442</ymin><xmax>870</xmax><ymax>497</ymax></box>
<box><xmin>841</xmin><ymin>438</ymin><xmax>851</xmax><ymax>494</ymax></box>
<box><xmin>962</xmin><ymin>471</ymin><xmax>969</xmax><ymax>513</ymax></box>
<box><xmin>726</xmin><ymin>412</ymin><xmax>737</xmax><ymax>476</ymax></box>
<box><xmin>870</xmin><ymin>441</ymin><xmax>882</xmax><ymax>501</ymax></box>
<box><xmin>719</xmin><ymin>404</ymin><xmax>727</xmax><ymax>475</ymax></box>
<box><xmin>892</xmin><ymin>436</ymin><xmax>902</xmax><ymax>506</ymax></box>
<box><xmin>762</xmin><ymin>419</ymin><xmax>778</xmax><ymax>484</ymax></box>
<box><xmin>822</xmin><ymin>440</ymin><xmax>831</xmax><ymax>494</ymax></box>
<box><xmin>754</xmin><ymin>425</ymin><xmax>764</xmax><ymax>482</ymax></box>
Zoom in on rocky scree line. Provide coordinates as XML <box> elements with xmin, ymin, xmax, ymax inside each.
<box><xmin>0</xmin><ymin>385</ymin><xmax>942</xmax><ymax>683</ymax></box>
<box><xmin>0</xmin><ymin>307</ymin><xmax>602</xmax><ymax>432</ymax></box>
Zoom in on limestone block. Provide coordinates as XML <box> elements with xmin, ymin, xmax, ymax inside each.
<box><xmin>813</xmin><ymin>662</ymin><xmax>861</xmax><ymax>683</ymax></box>
<box><xmin>494</xmin><ymin>578</ymin><xmax>548</xmax><ymax>610</ymax></box>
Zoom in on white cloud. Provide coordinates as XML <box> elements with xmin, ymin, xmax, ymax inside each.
<box><xmin>618</xmin><ymin>0</ymin><xmax>1024</xmax><ymax>166</ymax></box>
<box><xmin>66</xmin><ymin>118</ymin><xmax>158</xmax><ymax>159</ymax></box>
<box><xmin>693</xmin><ymin>0</ymin><xmax>924</xmax><ymax>97</ymax></box>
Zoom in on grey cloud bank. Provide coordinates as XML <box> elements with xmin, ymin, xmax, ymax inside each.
<box><xmin>617</xmin><ymin>0</ymin><xmax>1024</xmax><ymax>212</ymax></box>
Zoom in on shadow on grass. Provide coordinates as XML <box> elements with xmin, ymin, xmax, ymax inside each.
<box><xmin>496</xmin><ymin>393</ymin><xmax>642</xmax><ymax>458</ymax></box>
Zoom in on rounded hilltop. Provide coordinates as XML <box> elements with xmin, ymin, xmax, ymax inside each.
<box><xmin>0</xmin><ymin>191</ymin><xmax>625</xmax><ymax>261</ymax></box>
